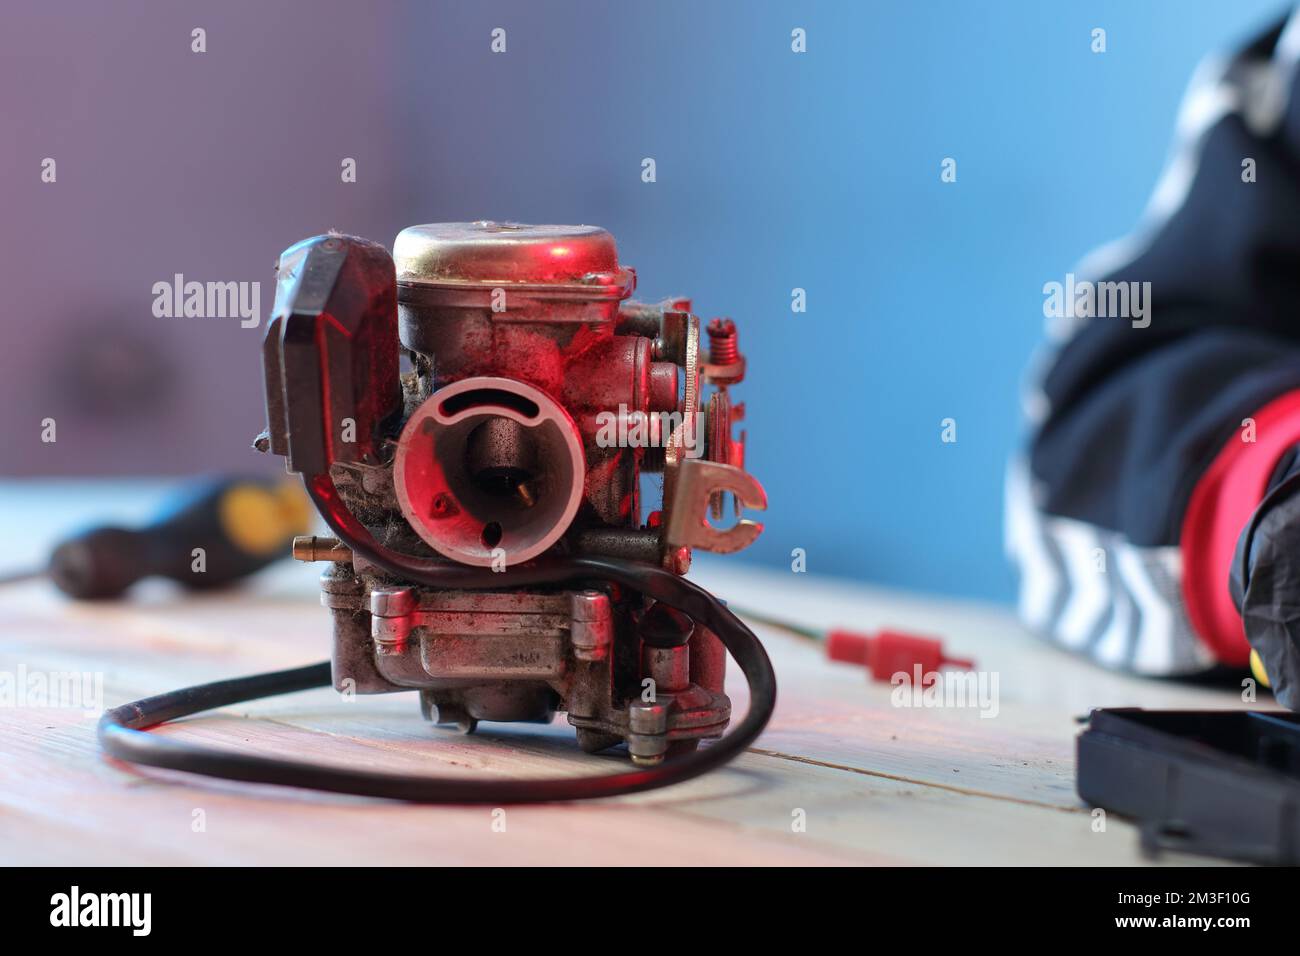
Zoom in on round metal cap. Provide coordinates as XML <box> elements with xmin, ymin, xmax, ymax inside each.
<box><xmin>393</xmin><ymin>221</ymin><xmax>627</xmax><ymax>288</ymax></box>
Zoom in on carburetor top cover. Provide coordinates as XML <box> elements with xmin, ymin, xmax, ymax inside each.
<box><xmin>394</xmin><ymin>221</ymin><xmax>633</xmax><ymax>290</ymax></box>
<box><xmin>259</xmin><ymin>221</ymin><xmax>766</xmax><ymax>765</ymax></box>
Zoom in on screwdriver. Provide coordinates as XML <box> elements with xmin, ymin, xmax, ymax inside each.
<box><xmin>729</xmin><ymin>606</ymin><xmax>975</xmax><ymax>683</ymax></box>
<box><xmin>0</xmin><ymin>476</ymin><xmax>312</xmax><ymax>599</ymax></box>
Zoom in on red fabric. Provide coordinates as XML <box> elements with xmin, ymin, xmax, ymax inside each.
<box><xmin>1180</xmin><ymin>390</ymin><xmax>1300</xmax><ymax>665</ymax></box>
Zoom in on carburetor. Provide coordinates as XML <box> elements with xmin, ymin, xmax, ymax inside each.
<box><xmin>258</xmin><ymin>222</ymin><xmax>765</xmax><ymax>765</ymax></box>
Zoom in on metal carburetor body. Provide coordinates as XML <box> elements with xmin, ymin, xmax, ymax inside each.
<box><xmin>259</xmin><ymin>222</ymin><xmax>765</xmax><ymax>763</ymax></box>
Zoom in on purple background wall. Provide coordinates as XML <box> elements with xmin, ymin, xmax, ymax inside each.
<box><xmin>0</xmin><ymin>1</ymin><xmax>405</xmax><ymax>475</ymax></box>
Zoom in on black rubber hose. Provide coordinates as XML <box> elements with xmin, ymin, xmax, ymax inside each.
<box><xmin>97</xmin><ymin>474</ymin><xmax>777</xmax><ymax>804</ymax></box>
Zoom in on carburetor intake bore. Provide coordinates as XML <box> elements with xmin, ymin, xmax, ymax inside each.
<box><xmin>393</xmin><ymin>376</ymin><xmax>585</xmax><ymax>566</ymax></box>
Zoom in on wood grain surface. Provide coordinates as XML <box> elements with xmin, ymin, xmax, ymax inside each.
<box><xmin>0</xmin><ymin>483</ymin><xmax>1264</xmax><ymax>865</ymax></box>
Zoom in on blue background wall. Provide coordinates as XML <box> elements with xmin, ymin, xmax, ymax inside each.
<box><xmin>1</xmin><ymin>1</ymin><xmax>1288</xmax><ymax>601</ymax></box>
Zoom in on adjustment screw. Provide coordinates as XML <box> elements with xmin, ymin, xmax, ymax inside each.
<box><xmin>627</xmin><ymin>701</ymin><xmax>669</xmax><ymax>766</ymax></box>
<box><xmin>706</xmin><ymin>318</ymin><xmax>739</xmax><ymax>365</ymax></box>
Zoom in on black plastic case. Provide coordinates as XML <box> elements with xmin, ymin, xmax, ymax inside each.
<box><xmin>1076</xmin><ymin>708</ymin><xmax>1300</xmax><ymax>864</ymax></box>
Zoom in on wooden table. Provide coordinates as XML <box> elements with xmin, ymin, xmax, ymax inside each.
<box><xmin>0</xmin><ymin>482</ymin><xmax>1262</xmax><ymax>865</ymax></box>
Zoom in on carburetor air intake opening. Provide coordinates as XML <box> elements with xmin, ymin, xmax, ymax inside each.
<box><xmin>393</xmin><ymin>376</ymin><xmax>585</xmax><ymax>567</ymax></box>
